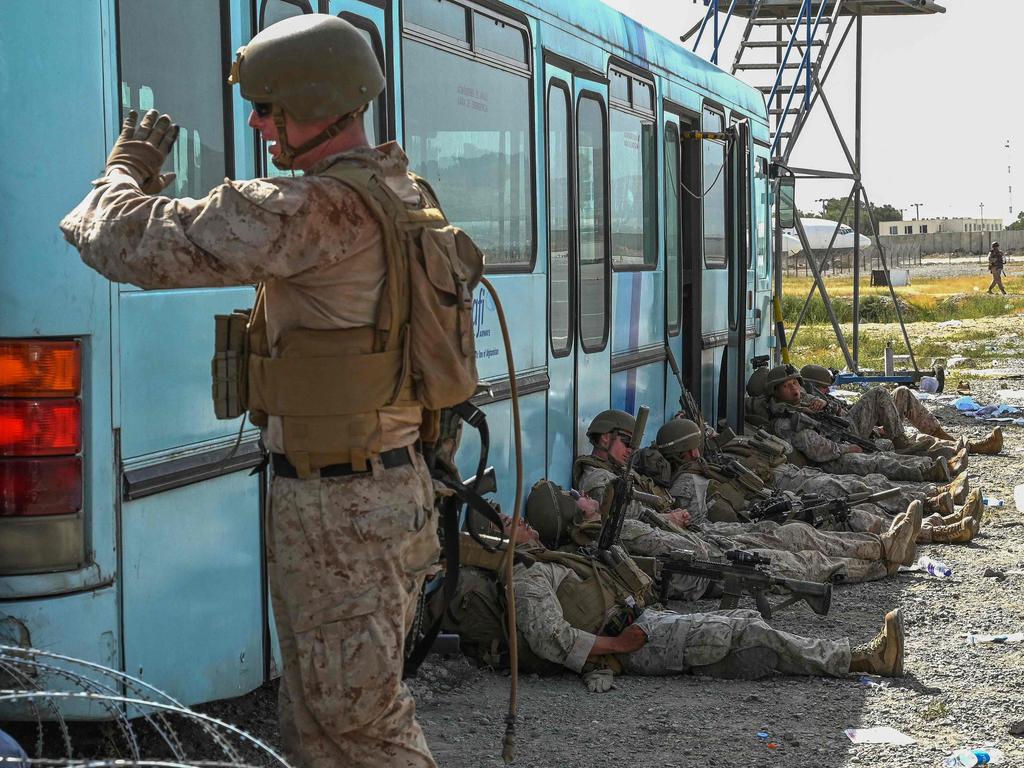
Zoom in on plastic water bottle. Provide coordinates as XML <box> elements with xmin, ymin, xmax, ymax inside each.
<box><xmin>943</xmin><ymin>748</ymin><xmax>1005</xmax><ymax>766</ymax></box>
<box><xmin>983</xmin><ymin>497</ymin><xmax>1004</xmax><ymax>508</ymax></box>
<box><xmin>917</xmin><ymin>555</ymin><xmax>952</xmax><ymax>578</ymax></box>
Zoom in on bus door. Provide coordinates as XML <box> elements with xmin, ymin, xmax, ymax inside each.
<box><xmin>724</xmin><ymin>118</ymin><xmax>751</xmax><ymax>432</ymax></box>
<box><xmin>544</xmin><ymin>64</ymin><xmax>578</xmax><ymax>486</ymax></box>
<box><xmin>750</xmin><ymin>147</ymin><xmax>773</xmax><ymax>363</ymax></box>
<box><xmin>326</xmin><ymin>0</ymin><xmax>390</xmax><ymax>144</ymax></box>
<box><xmin>572</xmin><ymin>79</ymin><xmax>612</xmax><ymax>455</ymax></box>
<box><xmin>663</xmin><ymin>113</ymin><xmax>684</xmax><ymax>415</ymax></box>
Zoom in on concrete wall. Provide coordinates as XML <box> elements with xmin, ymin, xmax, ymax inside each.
<box><xmin>877</xmin><ymin>229</ymin><xmax>1024</xmax><ymax>256</ymax></box>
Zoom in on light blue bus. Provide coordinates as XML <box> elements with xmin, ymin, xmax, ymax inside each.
<box><xmin>0</xmin><ymin>0</ymin><xmax>774</xmax><ymax>710</ymax></box>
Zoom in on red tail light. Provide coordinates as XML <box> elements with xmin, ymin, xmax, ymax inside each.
<box><xmin>0</xmin><ymin>457</ymin><xmax>82</xmax><ymax>517</ymax></box>
<box><xmin>0</xmin><ymin>399</ymin><xmax>82</xmax><ymax>456</ymax></box>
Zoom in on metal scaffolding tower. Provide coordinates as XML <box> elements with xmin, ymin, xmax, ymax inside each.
<box><xmin>687</xmin><ymin>0</ymin><xmax>945</xmax><ymax>373</ymax></box>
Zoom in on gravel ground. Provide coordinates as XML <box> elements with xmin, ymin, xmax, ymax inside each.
<box><xmin>13</xmin><ymin>379</ymin><xmax>1024</xmax><ymax>768</ymax></box>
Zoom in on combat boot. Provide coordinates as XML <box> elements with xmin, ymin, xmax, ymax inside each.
<box><xmin>947</xmin><ymin>446</ymin><xmax>969</xmax><ymax>476</ymax></box>
<box><xmin>924</xmin><ymin>491</ymin><xmax>955</xmax><ymax>518</ymax></box>
<box><xmin>961</xmin><ymin>488</ymin><xmax>983</xmax><ymax>527</ymax></box>
<box><xmin>931</xmin><ymin>425</ymin><xmax>956</xmax><ymax>442</ymax></box>
<box><xmin>923</xmin><ymin>518</ymin><xmax>979</xmax><ymax>545</ymax></box>
<box><xmin>968</xmin><ymin>427</ymin><xmax>1003</xmax><ymax>456</ymax></box>
<box><xmin>849</xmin><ymin>609</ymin><xmax>905</xmax><ymax>677</ymax></box>
<box><xmin>881</xmin><ymin>501</ymin><xmax>922</xmax><ymax>574</ymax></box>
<box><xmin>923</xmin><ymin>458</ymin><xmax>951</xmax><ymax>483</ymax></box>
<box><xmin>939</xmin><ymin>470</ymin><xmax>969</xmax><ymax>504</ymax></box>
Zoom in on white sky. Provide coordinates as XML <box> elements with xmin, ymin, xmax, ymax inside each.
<box><xmin>599</xmin><ymin>0</ymin><xmax>1024</xmax><ymax>225</ymax></box>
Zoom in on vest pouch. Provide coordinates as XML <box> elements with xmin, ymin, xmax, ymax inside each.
<box><xmin>408</xmin><ymin>226</ymin><xmax>481</xmax><ymax>410</ymax></box>
<box><xmin>211</xmin><ymin>309</ymin><xmax>251</xmax><ymax>420</ymax></box>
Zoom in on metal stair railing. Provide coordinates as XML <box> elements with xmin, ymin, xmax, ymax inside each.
<box><xmin>692</xmin><ymin>0</ymin><xmax>740</xmax><ymax>66</ymax></box>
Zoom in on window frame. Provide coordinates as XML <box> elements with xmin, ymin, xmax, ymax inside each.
<box><xmin>755</xmin><ymin>152</ymin><xmax>770</xmax><ymax>280</ymax></box>
<box><xmin>338</xmin><ymin>11</ymin><xmax>389</xmax><ymax>145</ymax></box>
<box><xmin>115</xmin><ymin>0</ymin><xmax>235</xmax><ymax>186</ymax></box>
<box><xmin>575</xmin><ymin>89</ymin><xmax>611</xmax><ymax>354</ymax></box>
<box><xmin>664</xmin><ymin>120</ymin><xmax>682</xmax><ymax>337</ymax></box>
<box><xmin>607</xmin><ymin>64</ymin><xmax>657</xmax><ymax>273</ymax></box>
<box><xmin>546</xmin><ymin>78</ymin><xmax>575</xmax><ymax>359</ymax></box>
<box><xmin>400</xmin><ymin>0</ymin><xmax>537</xmax><ymax>274</ymax></box>
<box><xmin>700</xmin><ymin>101</ymin><xmax>728</xmax><ymax>270</ymax></box>
<box><xmin>258</xmin><ymin>0</ymin><xmax>314</xmax><ymax>30</ymax></box>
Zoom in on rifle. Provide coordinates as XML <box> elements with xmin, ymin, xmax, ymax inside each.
<box><xmin>655</xmin><ymin>548</ymin><xmax>833</xmax><ymax>619</ymax></box>
<box><xmin>747</xmin><ymin>487</ymin><xmax>900</xmax><ymax>529</ymax></box>
<box><xmin>789</xmin><ymin>408</ymin><xmax>878</xmax><ymax>453</ymax></box>
<box><xmin>597</xmin><ymin>405</ymin><xmax>651</xmax><ymax>551</ymax></box>
<box><xmin>665</xmin><ymin>345</ymin><xmax>713</xmax><ymax>455</ymax></box>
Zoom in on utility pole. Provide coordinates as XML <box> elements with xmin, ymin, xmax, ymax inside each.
<box><xmin>815</xmin><ymin>198</ymin><xmax>829</xmax><ymax>217</ymax></box>
<box><xmin>1007</xmin><ymin>139</ymin><xmax>1013</xmax><ymax>215</ymax></box>
<box><xmin>980</xmin><ymin>202</ymin><xmax>985</xmax><ymax>221</ymax></box>
<box><xmin>911</xmin><ymin>202</ymin><xmax>923</xmax><ymax>219</ymax></box>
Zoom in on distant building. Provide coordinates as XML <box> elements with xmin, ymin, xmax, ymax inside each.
<box><xmin>878</xmin><ymin>217</ymin><xmax>1004</xmax><ymax>236</ymax></box>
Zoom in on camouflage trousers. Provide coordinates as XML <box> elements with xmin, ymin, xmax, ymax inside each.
<box><xmin>267</xmin><ymin>452</ymin><xmax>440</xmax><ymax>768</ymax></box>
<box><xmin>704</xmin><ymin>520</ymin><xmax>888</xmax><ymax>584</ymax></box>
<box><xmin>846</xmin><ymin>387</ymin><xmax>908</xmax><ymax>443</ymax></box>
<box><xmin>772</xmin><ymin>463</ymin><xmax>931</xmax><ymax>519</ymax></box>
<box><xmin>619</xmin><ymin>519</ymin><xmax>712</xmax><ymax>601</ymax></box>
<box><xmin>819</xmin><ymin>451</ymin><xmax>936</xmax><ymax>482</ymax></box>
<box><xmin>892</xmin><ymin>386</ymin><xmax>944</xmax><ymax>435</ymax></box>
<box><xmin>622</xmin><ymin>608</ymin><xmax>850</xmax><ymax>679</ymax></box>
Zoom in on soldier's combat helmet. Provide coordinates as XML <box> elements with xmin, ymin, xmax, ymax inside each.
<box><xmin>654</xmin><ymin>419</ymin><xmax>702</xmax><ymax>458</ymax></box>
<box><xmin>800</xmin><ymin>364</ymin><xmax>835</xmax><ymax>389</ymax></box>
<box><xmin>228</xmin><ymin>14</ymin><xmax>385</xmax><ymax>168</ymax></box>
<box><xmin>524</xmin><ymin>480</ymin><xmax>578</xmax><ymax>549</ymax></box>
<box><xmin>746</xmin><ymin>366</ymin><xmax>770</xmax><ymax>397</ymax></box>
<box><xmin>586</xmin><ymin>409</ymin><xmax>636</xmax><ymax>441</ymax></box>
<box><xmin>765</xmin><ymin>364</ymin><xmax>802</xmax><ymax>394</ymax></box>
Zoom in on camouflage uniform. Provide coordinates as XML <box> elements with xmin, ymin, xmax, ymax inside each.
<box><xmin>61</xmin><ymin>144</ymin><xmax>441</xmax><ymax>768</ymax></box>
<box><xmin>771</xmin><ymin>463</ymin><xmax>933</xmax><ymax>517</ymax></box>
<box><xmin>514</xmin><ymin>561</ymin><xmax>851</xmax><ymax>679</ymax></box>
<box><xmin>577</xmin><ymin>461</ymin><xmax>889</xmax><ymax>585</ymax></box>
<box><xmin>766</xmin><ymin>400</ymin><xmax>939</xmax><ymax>482</ymax></box>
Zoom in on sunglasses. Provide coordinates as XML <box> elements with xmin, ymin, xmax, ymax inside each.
<box><xmin>251</xmin><ymin>102</ymin><xmax>273</xmax><ymax>117</ymax></box>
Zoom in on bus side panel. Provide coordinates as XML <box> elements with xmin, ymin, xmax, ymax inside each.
<box><xmin>0</xmin><ymin>588</ymin><xmax>119</xmax><ymax>719</ymax></box>
<box><xmin>611</xmin><ymin>362</ymin><xmax>666</xmax><ymax>431</ymax></box>
<box><xmin>470</xmin><ymin>275</ymin><xmax>546</xmax><ymax>382</ymax></box>
<box><xmin>118</xmin><ymin>288</ymin><xmax>255</xmax><ymax>458</ymax></box>
<box><xmin>611</xmin><ymin>271</ymin><xmax>664</xmax><ymax>353</ymax></box>
<box><xmin>121</xmin><ymin>473</ymin><xmax>263</xmax><ymax>706</ymax></box>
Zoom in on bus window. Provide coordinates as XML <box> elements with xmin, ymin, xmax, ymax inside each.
<box><xmin>609</xmin><ymin>69</ymin><xmax>629</xmax><ymax>105</ymax></box>
<box><xmin>259</xmin><ymin>0</ymin><xmax>312</xmax><ymax>30</ymax></box>
<box><xmin>757</xmin><ymin>156</ymin><xmax>769</xmax><ymax>279</ymax></box>
<box><xmin>610</xmin><ymin>109</ymin><xmax>656</xmax><ymax>269</ymax></box>
<box><xmin>341</xmin><ymin>17</ymin><xmax>388</xmax><ymax>147</ymax></box>
<box><xmin>577</xmin><ymin>94</ymin><xmax>608</xmax><ymax>352</ymax></box>
<box><xmin>701</xmin><ymin>106</ymin><xmax>726</xmax><ymax>268</ymax></box>
<box><xmin>403</xmin><ymin>33</ymin><xmax>533</xmax><ymax>270</ymax></box>
<box><xmin>473</xmin><ymin>12</ymin><xmax>527</xmax><ymax>63</ymax></box>
<box><xmin>405</xmin><ymin>0</ymin><xmax>469</xmax><ymax>45</ymax></box>
<box><xmin>665</xmin><ymin>122</ymin><xmax>681</xmax><ymax>334</ymax></box>
<box><xmin>118</xmin><ymin>0</ymin><xmax>230</xmax><ymax>199</ymax></box>
<box><xmin>547</xmin><ymin>82</ymin><xmax>572</xmax><ymax>356</ymax></box>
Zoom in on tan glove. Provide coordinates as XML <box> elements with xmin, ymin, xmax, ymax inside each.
<box><xmin>582</xmin><ymin>668</ymin><xmax>615</xmax><ymax>693</ymax></box>
<box><xmin>105</xmin><ymin>109</ymin><xmax>180</xmax><ymax>194</ymax></box>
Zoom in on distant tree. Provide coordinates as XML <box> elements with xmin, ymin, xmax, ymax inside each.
<box><xmin>1007</xmin><ymin>211</ymin><xmax>1024</xmax><ymax>231</ymax></box>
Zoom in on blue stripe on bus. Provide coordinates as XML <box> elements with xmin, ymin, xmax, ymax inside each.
<box><xmin>624</xmin><ymin>271</ymin><xmax>642</xmax><ymax>413</ymax></box>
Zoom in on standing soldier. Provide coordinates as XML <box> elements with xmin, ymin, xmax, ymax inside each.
<box><xmin>987</xmin><ymin>242</ymin><xmax>1007</xmax><ymax>294</ymax></box>
<box><xmin>59</xmin><ymin>15</ymin><xmax>479</xmax><ymax>768</ymax></box>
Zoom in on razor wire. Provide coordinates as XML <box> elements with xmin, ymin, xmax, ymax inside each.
<box><xmin>0</xmin><ymin>646</ymin><xmax>290</xmax><ymax>768</ymax></box>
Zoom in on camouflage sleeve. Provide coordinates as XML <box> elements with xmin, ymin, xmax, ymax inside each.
<box><xmin>667</xmin><ymin>473</ymin><xmax>711</xmax><ymax>527</ymax></box>
<box><xmin>577</xmin><ymin>466</ymin><xmax>647</xmax><ymax>520</ymax></box>
<box><xmin>513</xmin><ymin>562</ymin><xmax>597</xmax><ymax>672</ymax></box>
<box><xmin>770</xmin><ymin>416</ymin><xmax>844</xmax><ymax>463</ymax></box>
<box><xmin>59</xmin><ymin>172</ymin><xmax>377</xmax><ymax>289</ymax></box>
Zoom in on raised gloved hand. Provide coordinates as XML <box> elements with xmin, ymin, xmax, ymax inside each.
<box><xmin>582</xmin><ymin>668</ymin><xmax>615</xmax><ymax>693</ymax></box>
<box><xmin>105</xmin><ymin>109</ymin><xmax>180</xmax><ymax>194</ymax></box>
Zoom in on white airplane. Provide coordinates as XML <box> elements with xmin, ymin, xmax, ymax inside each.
<box><xmin>783</xmin><ymin>218</ymin><xmax>873</xmax><ymax>251</ymax></box>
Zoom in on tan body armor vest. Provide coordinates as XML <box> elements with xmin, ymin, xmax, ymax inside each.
<box><xmin>212</xmin><ymin>160</ymin><xmax>483</xmax><ymax>477</ymax></box>
<box><xmin>573</xmin><ymin>454</ymin><xmax>673</xmax><ymax>510</ymax></box>
<box><xmin>672</xmin><ymin>459</ymin><xmax>764</xmax><ymax>522</ymax></box>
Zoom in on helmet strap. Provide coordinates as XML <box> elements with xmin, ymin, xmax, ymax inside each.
<box><xmin>270</xmin><ymin>103</ymin><xmax>368</xmax><ymax>170</ymax></box>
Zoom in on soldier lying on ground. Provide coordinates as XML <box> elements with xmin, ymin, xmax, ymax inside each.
<box><xmin>800</xmin><ymin>364</ymin><xmax>1003</xmax><ymax>458</ymax></box>
<box><xmin>436</xmin><ymin>514</ymin><xmax>907</xmax><ymax>689</ymax></box>
<box><xmin>566</xmin><ymin>411</ymin><xmax>922</xmax><ymax>591</ymax></box>
<box><xmin>761</xmin><ymin>366</ymin><xmax>957</xmax><ymax>483</ymax></box>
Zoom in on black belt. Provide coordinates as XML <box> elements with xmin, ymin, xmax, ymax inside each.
<box><xmin>271</xmin><ymin>446</ymin><xmax>415</xmax><ymax>479</ymax></box>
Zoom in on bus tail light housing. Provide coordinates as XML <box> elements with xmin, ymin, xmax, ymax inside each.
<box><xmin>0</xmin><ymin>339</ymin><xmax>85</xmax><ymax>575</ymax></box>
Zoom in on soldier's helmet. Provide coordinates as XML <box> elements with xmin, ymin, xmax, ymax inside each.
<box><xmin>765</xmin><ymin>364</ymin><xmax>802</xmax><ymax>393</ymax></box>
<box><xmin>229</xmin><ymin>14</ymin><xmax>385</xmax><ymax>122</ymax></box>
<box><xmin>746</xmin><ymin>366</ymin><xmax>770</xmax><ymax>397</ymax></box>
<box><xmin>992</xmin><ymin>242</ymin><xmax>1000</xmax><ymax>248</ymax></box>
<box><xmin>524</xmin><ymin>480</ymin><xmax>578</xmax><ymax>549</ymax></box>
<box><xmin>586</xmin><ymin>409</ymin><xmax>636</xmax><ymax>441</ymax></box>
<box><xmin>800</xmin><ymin>364</ymin><xmax>835</xmax><ymax>389</ymax></box>
<box><xmin>654</xmin><ymin>419</ymin><xmax>702</xmax><ymax>458</ymax></box>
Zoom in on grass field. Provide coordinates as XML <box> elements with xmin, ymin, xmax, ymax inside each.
<box><xmin>781</xmin><ymin>275</ymin><xmax>1024</xmax><ymax>372</ymax></box>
